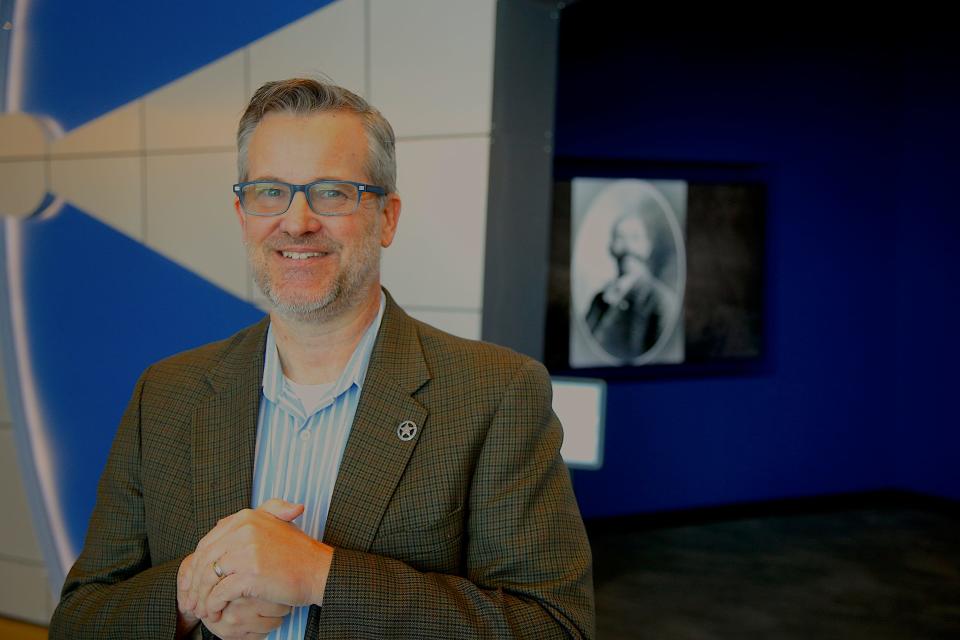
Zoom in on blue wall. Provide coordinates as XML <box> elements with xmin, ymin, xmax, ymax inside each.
<box><xmin>893</xmin><ymin>37</ymin><xmax>960</xmax><ymax>500</ymax></box>
<box><xmin>22</xmin><ymin>0</ymin><xmax>332</xmax><ymax>129</ymax></box>
<box><xmin>558</xmin><ymin>11</ymin><xmax>958</xmax><ymax>518</ymax></box>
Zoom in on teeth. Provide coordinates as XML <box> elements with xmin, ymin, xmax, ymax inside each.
<box><xmin>281</xmin><ymin>251</ymin><xmax>322</xmax><ymax>260</ymax></box>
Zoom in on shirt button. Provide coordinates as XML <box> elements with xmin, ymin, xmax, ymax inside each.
<box><xmin>299</xmin><ymin>430</ymin><xmax>311</xmax><ymax>442</ymax></box>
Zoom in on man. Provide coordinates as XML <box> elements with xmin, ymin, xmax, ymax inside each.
<box><xmin>49</xmin><ymin>78</ymin><xmax>594</xmax><ymax>639</ymax></box>
<box><xmin>585</xmin><ymin>209</ymin><xmax>677</xmax><ymax>362</ymax></box>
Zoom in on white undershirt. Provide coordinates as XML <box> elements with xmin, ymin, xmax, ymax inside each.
<box><xmin>283</xmin><ymin>377</ymin><xmax>336</xmax><ymax>416</ymax></box>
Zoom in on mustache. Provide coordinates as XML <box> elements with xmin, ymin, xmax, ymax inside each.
<box><xmin>255</xmin><ymin>233</ymin><xmax>343</xmax><ymax>253</ymax></box>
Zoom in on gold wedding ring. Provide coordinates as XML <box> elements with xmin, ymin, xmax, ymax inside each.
<box><xmin>212</xmin><ymin>560</ymin><xmax>224</xmax><ymax>579</ymax></box>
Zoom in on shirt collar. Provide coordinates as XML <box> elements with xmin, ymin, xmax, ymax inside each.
<box><xmin>262</xmin><ymin>291</ymin><xmax>386</xmax><ymax>411</ymax></box>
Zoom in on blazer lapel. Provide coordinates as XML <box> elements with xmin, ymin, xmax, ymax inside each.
<box><xmin>323</xmin><ymin>293</ymin><xmax>430</xmax><ymax>551</ymax></box>
<box><xmin>192</xmin><ymin>318</ymin><xmax>269</xmax><ymax>539</ymax></box>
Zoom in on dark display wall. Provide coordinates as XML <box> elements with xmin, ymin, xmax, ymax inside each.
<box><xmin>555</xmin><ymin>7</ymin><xmax>960</xmax><ymax>518</ymax></box>
<box><xmin>892</xmin><ymin>40</ymin><xmax>960</xmax><ymax>500</ymax></box>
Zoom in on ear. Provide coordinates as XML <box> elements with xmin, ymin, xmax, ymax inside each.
<box><xmin>379</xmin><ymin>193</ymin><xmax>401</xmax><ymax>248</ymax></box>
<box><xmin>233</xmin><ymin>196</ymin><xmax>247</xmax><ymax>232</ymax></box>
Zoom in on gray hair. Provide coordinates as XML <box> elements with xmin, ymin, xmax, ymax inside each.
<box><xmin>236</xmin><ymin>78</ymin><xmax>397</xmax><ymax>193</ymax></box>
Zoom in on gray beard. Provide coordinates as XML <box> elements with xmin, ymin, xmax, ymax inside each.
<box><xmin>260</xmin><ymin>277</ymin><xmax>342</xmax><ymax>323</ymax></box>
<box><xmin>248</xmin><ymin>241</ymin><xmax>380</xmax><ymax>325</ymax></box>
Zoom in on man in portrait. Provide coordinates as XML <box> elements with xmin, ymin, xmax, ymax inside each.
<box><xmin>585</xmin><ymin>208</ymin><xmax>678</xmax><ymax>362</ymax></box>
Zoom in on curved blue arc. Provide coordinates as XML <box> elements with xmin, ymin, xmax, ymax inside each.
<box><xmin>2</xmin><ymin>206</ymin><xmax>264</xmax><ymax>590</ymax></box>
<box><xmin>3</xmin><ymin>0</ymin><xmax>338</xmax><ymax>597</ymax></box>
<box><xmin>0</xmin><ymin>0</ymin><xmax>13</xmax><ymax>112</ymax></box>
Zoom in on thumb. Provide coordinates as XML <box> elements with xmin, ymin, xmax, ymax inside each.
<box><xmin>177</xmin><ymin>553</ymin><xmax>194</xmax><ymax>590</ymax></box>
<box><xmin>257</xmin><ymin>498</ymin><xmax>304</xmax><ymax>522</ymax></box>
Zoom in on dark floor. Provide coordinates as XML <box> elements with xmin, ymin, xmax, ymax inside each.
<box><xmin>587</xmin><ymin>497</ymin><xmax>960</xmax><ymax>639</ymax></box>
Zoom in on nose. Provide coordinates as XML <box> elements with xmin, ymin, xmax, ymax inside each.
<box><xmin>279</xmin><ymin>191</ymin><xmax>323</xmax><ymax>236</ymax></box>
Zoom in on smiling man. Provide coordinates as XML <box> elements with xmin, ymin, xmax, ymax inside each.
<box><xmin>50</xmin><ymin>79</ymin><xmax>594</xmax><ymax>639</ymax></box>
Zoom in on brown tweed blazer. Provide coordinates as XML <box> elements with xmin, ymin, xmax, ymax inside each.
<box><xmin>50</xmin><ymin>292</ymin><xmax>594</xmax><ymax>639</ymax></box>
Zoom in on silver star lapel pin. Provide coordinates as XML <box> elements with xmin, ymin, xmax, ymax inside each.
<box><xmin>396</xmin><ymin>420</ymin><xmax>418</xmax><ymax>442</ymax></box>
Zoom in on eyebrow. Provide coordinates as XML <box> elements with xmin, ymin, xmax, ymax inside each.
<box><xmin>246</xmin><ymin>176</ymin><xmax>348</xmax><ymax>183</ymax></box>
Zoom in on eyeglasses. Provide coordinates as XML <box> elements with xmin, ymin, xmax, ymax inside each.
<box><xmin>232</xmin><ymin>179</ymin><xmax>386</xmax><ymax>216</ymax></box>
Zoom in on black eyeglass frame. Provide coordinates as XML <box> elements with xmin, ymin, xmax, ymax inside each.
<box><xmin>232</xmin><ymin>179</ymin><xmax>387</xmax><ymax>217</ymax></box>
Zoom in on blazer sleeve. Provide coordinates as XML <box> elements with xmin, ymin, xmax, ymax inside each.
<box><xmin>48</xmin><ymin>369</ymin><xmax>184</xmax><ymax>639</ymax></box>
<box><xmin>312</xmin><ymin>358</ymin><xmax>595</xmax><ymax>639</ymax></box>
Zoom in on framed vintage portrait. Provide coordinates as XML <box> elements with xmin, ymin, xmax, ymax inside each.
<box><xmin>570</xmin><ymin>178</ymin><xmax>686</xmax><ymax>367</ymax></box>
<box><xmin>546</xmin><ymin>164</ymin><xmax>767</xmax><ymax>376</ymax></box>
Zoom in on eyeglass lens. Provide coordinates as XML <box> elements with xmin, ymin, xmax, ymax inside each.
<box><xmin>240</xmin><ymin>181</ymin><xmax>361</xmax><ymax>215</ymax></box>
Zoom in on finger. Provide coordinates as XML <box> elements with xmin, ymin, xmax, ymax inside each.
<box><xmin>177</xmin><ymin>553</ymin><xmax>191</xmax><ymax>581</ymax></box>
<box><xmin>190</xmin><ymin>518</ymin><xmax>253</xmax><ymax>614</ymax></box>
<box><xmin>193</xmin><ymin>505</ymin><xmax>266</xmax><ymax>573</ymax></box>
<box><xmin>191</xmin><ymin>514</ymin><xmax>269</xmax><ymax>616</ymax></box>
<box><xmin>194</xmin><ymin>509</ymin><xmax>248</xmax><ymax>562</ymax></box>
<box><xmin>189</xmin><ymin>512</ymin><xmax>246</xmax><ymax>600</ymax></box>
<box><xmin>194</xmin><ymin>551</ymin><xmax>234</xmax><ymax>619</ymax></box>
<box><xmin>251</xmin><ymin>600</ymin><xmax>291</xmax><ymax>618</ymax></box>
<box><xmin>218</xmin><ymin>599</ymin><xmax>289</xmax><ymax>634</ymax></box>
<box><xmin>256</xmin><ymin>498</ymin><xmax>304</xmax><ymax>522</ymax></box>
<box><xmin>207</xmin><ymin>573</ymin><xmax>256</xmax><ymax>617</ymax></box>
<box><xmin>177</xmin><ymin>554</ymin><xmax>197</xmax><ymax>612</ymax></box>
<box><xmin>243</xmin><ymin>614</ymin><xmax>287</xmax><ymax>634</ymax></box>
<box><xmin>188</xmin><ymin>557</ymin><xmax>215</xmax><ymax>617</ymax></box>
<box><xmin>177</xmin><ymin>553</ymin><xmax>194</xmax><ymax>592</ymax></box>
<box><xmin>204</xmin><ymin>615</ymin><xmax>271</xmax><ymax>640</ymax></box>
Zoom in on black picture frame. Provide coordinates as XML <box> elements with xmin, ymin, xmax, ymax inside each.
<box><xmin>545</xmin><ymin>158</ymin><xmax>769</xmax><ymax>379</ymax></box>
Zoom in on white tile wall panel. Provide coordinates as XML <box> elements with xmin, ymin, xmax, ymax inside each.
<box><xmin>405</xmin><ymin>307</ymin><xmax>481</xmax><ymax>341</ymax></box>
<box><xmin>248</xmin><ymin>0</ymin><xmax>366</xmax><ymax>98</ymax></box>
<box><xmin>50</xmin><ymin>102</ymin><xmax>142</xmax><ymax>156</ymax></box>
<box><xmin>144</xmin><ymin>50</ymin><xmax>246</xmax><ymax>151</ymax></box>
<box><xmin>370</xmin><ymin>0</ymin><xmax>496</xmax><ymax>137</ymax></box>
<box><xmin>145</xmin><ymin>152</ymin><xmax>248</xmax><ymax>298</ymax></box>
<box><xmin>50</xmin><ymin>157</ymin><xmax>143</xmax><ymax>240</ymax></box>
<box><xmin>0</xmin><ymin>161</ymin><xmax>47</xmax><ymax>218</ymax></box>
<box><xmin>0</xmin><ymin>430</ymin><xmax>44</xmax><ymax>562</ymax></box>
<box><xmin>0</xmin><ymin>113</ymin><xmax>48</xmax><ymax>158</ymax></box>
<box><xmin>381</xmin><ymin>137</ymin><xmax>488</xmax><ymax>309</ymax></box>
<box><xmin>0</xmin><ymin>558</ymin><xmax>49</xmax><ymax>624</ymax></box>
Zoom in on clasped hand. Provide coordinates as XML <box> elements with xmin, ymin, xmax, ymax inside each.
<box><xmin>177</xmin><ymin>498</ymin><xmax>334</xmax><ymax>638</ymax></box>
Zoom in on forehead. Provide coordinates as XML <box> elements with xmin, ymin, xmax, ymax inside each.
<box><xmin>613</xmin><ymin>215</ymin><xmax>648</xmax><ymax>237</ymax></box>
<box><xmin>246</xmin><ymin>110</ymin><xmax>368</xmax><ymax>181</ymax></box>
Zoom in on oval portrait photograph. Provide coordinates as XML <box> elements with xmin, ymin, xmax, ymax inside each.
<box><xmin>570</xmin><ymin>178</ymin><xmax>687</xmax><ymax>367</ymax></box>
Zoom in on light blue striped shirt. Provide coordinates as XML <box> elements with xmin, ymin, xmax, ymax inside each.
<box><xmin>251</xmin><ymin>293</ymin><xmax>385</xmax><ymax>640</ymax></box>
